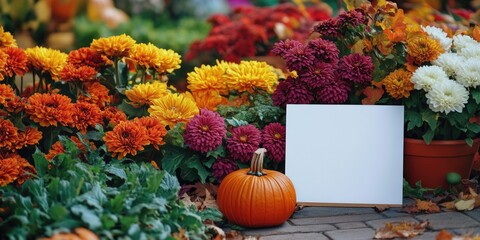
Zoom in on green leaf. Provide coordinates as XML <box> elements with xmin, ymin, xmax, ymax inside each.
<box><xmin>101</xmin><ymin>214</ymin><xmax>118</xmax><ymax>229</ymax></box>
<box><xmin>466</xmin><ymin>138</ymin><xmax>474</xmax><ymax>147</ymax></box>
<box><xmin>109</xmin><ymin>192</ymin><xmax>128</xmax><ymax>213</ymax></box>
<box><xmin>471</xmin><ymin>87</ymin><xmax>480</xmax><ymax>104</ymax></box>
<box><xmin>184</xmin><ymin>156</ymin><xmax>209</xmax><ymax>183</ymax></box>
<box><xmin>49</xmin><ymin>204</ymin><xmax>69</xmax><ymax>221</ymax></box>
<box><xmin>85</xmin><ymin>130</ymin><xmax>104</xmax><ymax>141</ymax></box>
<box><xmin>117</xmin><ymin>100</ymin><xmax>146</xmax><ymax>118</ymax></box>
<box><xmin>33</xmin><ymin>148</ymin><xmax>49</xmax><ymax>177</ymax></box>
<box><xmin>71</xmin><ymin>205</ymin><xmax>102</xmax><ymax>229</ymax></box>
<box><xmin>422</xmin><ymin>129</ymin><xmax>435</xmax><ymax>145</ymax></box>
<box><xmin>405</xmin><ymin>111</ymin><xmax>423</xmax><ymax>130</ymax></box>
<box><xmin>206</xmin><ymin>145</ymin><xmax>225</xmax><ymax>159</ymax></box>
<box><xmin>160</xmin><ymin>173</ymin><xmax>180</xmax><ymax>197</ymax></box>
<box><xmin>225</xmin><ymin>117</ymin><xmax>249</xmax><ymax>127</ymax></box>
<box><xmin>161</xmin><ymin>145</ymin><xmax>189</xmax><ymax>174</ymax></box>
<box><xmin>421</xmin><ymin>110</ymin><xmax>438</xmax><ymax>131</ymax></box>
<box><xmin>146</xmin><ymin>170</ymin><xmax>165</xmax><ymax>193</ymax></box>
<box><xmin>105</xmin><ymin>164</ymin><xmax>127</xmax><ymax>181</ymax></box>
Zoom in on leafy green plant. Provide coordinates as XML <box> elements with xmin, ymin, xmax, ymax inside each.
<box><xmin>0</xmin><ymin>136</ymin><xmax>219</xmax><ymax>239</ymax></box>
<box><xmin>403</xmin><ymin>179</ymin><xmax>445</xmax><ymax>199</ymax></box>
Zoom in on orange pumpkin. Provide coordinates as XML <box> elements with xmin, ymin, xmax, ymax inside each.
<box><xmin>217</xmin><ymin>148</ymin><xmax>296</xmax><ymax>228</ymax></box>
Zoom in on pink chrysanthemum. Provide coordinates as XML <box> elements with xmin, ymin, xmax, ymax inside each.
<box><xmin>338</xmin><ymin>53</ymin><xmax>373</xmax><ymax>86</ymax></box>
<box><xmin>271</xmin><ymin>39</ymin><xmax>303</xmax><ymax>58</ymax></box>
<box><xmin>313</xmin><ymin>18</ymin><xmax>340</xmax><ymax>37</ymax></box>
<box><xmin>262</xmin><ymin>123</ymin><xmax>286</xmax><ymax>163</ymax></box>
<box><xmin>298</xmin><ymin>62</ymin><xmax>336</xmax><ymax>89</ymax></box>
<box><xmin>212</xmin><ymin>157</ymin><xmax>238</xmax><ymax>182</ymax></box>
<box><xmin>316</xmin><ymin>78</ymin><xmax>351</xmax><ymax>103</ymax></box>
<box><xmin>337</xmin><ymin>10</ymin><xmax>367</xmax><ymax>27</ymax></box>
<box><xmin>184</xmin><ymin>109</ymin><xmax>226</xmax><ymax>153</ymax></box>
<box><xmin>284</xmin><ymin>44</ymin><xmax>316</xmax><ymax>71</ymax></box>
<box><xmin>272</xmin><ymin>77</ymin><xmax>314</xmax><ymax>108</ymax></box>
<box><xmin>307</xmin><ymin>39</ymin><xmax>340</xmax><ymax>64</ymax></box>
<box><xmin>226</xmin><ymin>125</ymin><xmax>262</xmax><ymax>162</ymax></box>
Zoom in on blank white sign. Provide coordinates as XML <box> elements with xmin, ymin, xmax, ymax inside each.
<box><xmin>285</xmin><ymin>105</ymin><xmax>404</xmax><ymax>206</ymax></box>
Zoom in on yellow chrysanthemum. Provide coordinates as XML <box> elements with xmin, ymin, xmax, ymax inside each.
<box><xmin>154</xmin><ymin>48</ymin><xmax>181</xmax><ymax>74</ymax></box>
<box><xmin>148</xmin><ymin>93</ymin><xmax>199</xmax><ymax>129</ymax></box>
<box><xmin>224</xmin><ymin>61</ymin><xmax>278</xmax><ymax>94</ymax></box>
<box><xmin>382</xmin><ymin>69</ymin><xmax>414</xmax><ymax>99</ymax></box>
<box><xmin>129</xmin><ymin>43</ymin><xmax>161</xmax><ymax>69</ymax></box>
<box><xmin>407</xmin><ymin>35</ymin><xmax>444</xmax><ymax>65</ymax></box>
<box><xmin>90</xmin><ymin>34</ymin><xmax>136</xmax><ymax>58</ymax></box>
<box><xmin>0</xmin><ymin>26</ymin><xmax>17</xmax><ymax>48</ymax></box>
<box><xmin>25</xmin><ymin>47</ymin><xmax>67</xmax><ymax>80</ymax></box>
<box><xmin>125</xmin><ymin>81</ymin><xmax>169</xmax><ymax>107</ymax></box>
<box><xmin>187</xmin><ymin>64</ymin><xmax>228</xmax><ymax>94</ymax></box>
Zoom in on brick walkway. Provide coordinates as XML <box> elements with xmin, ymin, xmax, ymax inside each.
<box><xmin>234</xmin><ymin>202</ymin><xmax>480</xmax><ymax>239</ymax></box>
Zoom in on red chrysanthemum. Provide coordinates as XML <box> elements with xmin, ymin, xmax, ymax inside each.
<box><xmin>262</xmin><ymin>122</ymin><xmax>286</xmax><ymax>163</ymax></box>
<box><xmin>59</xmin><ymin>64</ymin><xmax>97</xmax><ymax>82</ymax></box>
<box><xmin>25</xmin><ymin>93</ymin><xmax>74</xmax><ymax>127</ymax></box>
<box><xmin>104</xmin><ymin>120</ymin><xmax>150</xmax><ymax>159</ymax></box>
<box><xmin>284</xmin><ymin>44</ymin><xmax>316</xmax><ymax>71</ymax></box>
<box><xmin>212</xmin><ymin>157</ymin><xmax>239</xmax><ymax>182</ymax></box>
<box><xmin>316</xmin><ymin>78</ymin><xmax>351</xmax><ymax>104</ymax></box>
<box><xmin>338</xmin><ymin>53</ymin><xmax>374</xmax><ymax>86</ymax></box>
<box><xmin>72</xmin><ymin>101</ymin><xmax>103</xmax><ymax>133</ymax></box>
<box><xmin>67</xmin><ymin>47</ymin><xmax>106</xmax><ymax>70</ymax></box>
<box><xmin>0</xmin><ymin>83</ymin><xmax>15</xmax><ymax>105</ymax></box>
<box><xmin>14</xmin><ymin>126</ymin><xmax>42</xmax><ymax>150</ymax></box>
<box><xmin>272</xmin><ymin>77</ymin><xmax>314</xmax><ymax>108</ymax></box>
<box><xmin>134</xmin><ymin>116</ymin><xmax>168</xmax><ymax>150</ymax></box>
<box><xmin>0</xmin><ymin>119</ymin><xmax>18</xmax><ymax>149</ymax></box>
<box><xmin>307</xmin><ymin>39</ymin><xmax>340</xmax><ymax>64</ymax></box>
<box><xmin>314</xmin><ymin>18</ymin><xmax>340</xmax><ymax>37</ymax></box>
<box><xmin>226</xmin><ymin>124</ymin><xmax>261</xmax><ymax>162</ymax></box>
<box><xmin>298</xmin><ymin>62</ymin><xmax>336</xmax><ymax>89</ymax></box>
<box><xmin>337</xmin><ymin>9</ymin><xmax>367</xmax><ymax>27</ymax></box>
<box><xmin>102</xmin><ymin>106</ymin><xmax>127</xmax><ymax>126</ymax></box>
<box><xmin>184</xmin><ymin>109</ymin><xmax>226</xmax><ymax>153</ymax></box>
<box><xmin>2</xmin><ymin>47</ymin><xmax>29</xmax><ymax>77</ymax></box>
<box><xmin>271</xmin><ymin>39</ymin><xmax>303</xmax><ymax>58</ymax></box>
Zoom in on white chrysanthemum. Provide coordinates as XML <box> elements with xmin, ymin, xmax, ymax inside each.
<box><xmin>453</xmin><ymin>34</ymin><xmax>479</xmax><ymax>53</ymax></box>
<box><xmin>432</xmin><ymin>52</ymin><xmax>465</xmax><ymax>77</ymax></box>
<box><xmin>456</xmin><ymin>43</ymin><xmax>480</xmax><ymax>59</ymax></box>
<box><xmin>426</xmin><ymin>80</ymin><xmax>469</xmax><ymax>114</ymax></box>
<box><xmin>422</xmin><ymin>26</ymin><xmax>452</xmax><ymax>51</ymax></box>
<box><xmin>455</xmin><ymin>58</ymin><xmax>480</xmax><ymax>88</ymax></box>
<box><xmin>410</xmin><ymin>65</ymin><xmax>449</xmax><ymax>92</ymax></box>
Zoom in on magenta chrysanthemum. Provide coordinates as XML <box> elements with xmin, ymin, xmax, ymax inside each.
<box><xmin>262</xmin><ymin>123</ymin><xmax>286</xmax><ymax>163</ymax></box>
<box><xmin>337</xmin><ymin>10</ymin><xmax>367</xmax><ymax>27</ymax></box>
<box><xmin>316</xmin><ymin>78</ymin><xmax>351</xmax><ymax>103</ymax></box>
<box><xmin>313</xmin><ymin>18</ymin><xmax>340</xmax><ymax>37</ymax></box>
<box><xmin>226</xmin><ymin>125</ymin><xmax>262</xmax><ymax>162</ymax></box>
<box><xmin>271</xmin><ymin>39</ymin><xmax>303</xmax><ymax>58</ymax></box>
<box><xmin>184</xmin><ymin>109</ymin><xmax>226</xmax><ymax>153</ymax></box>
<box><xmin>284</xmin><ymin>44</ymin><xmax>316</xmax><ymax>71</ymax></box>
<box><xmin>338</xmin><ymin>53</ymin><xmax>373</xmax><ymax>85</ymax></box>
<box><xmin>307</xmin><ymin>39</ymin><xmax>340</xmax><ymax>64</ymax></box>
<box><xmin>272</xmin><ymin>77</ymin><xmax>314</xmax><ymax>108</ymax></box>
<box><xmin>212</xmin><ymin>157</ymin><xmax>239</xmax><ymax>182</ymax></box>
<box><xmin>298</xmin><ymin>62</ymin><xmax>336</xmax><ymax>89</ymax></box>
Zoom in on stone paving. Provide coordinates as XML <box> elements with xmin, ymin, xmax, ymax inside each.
<box><xmin>235</xmin><ymin>203</ymin><xmax>480</xmax><ymax>240</ymax></box>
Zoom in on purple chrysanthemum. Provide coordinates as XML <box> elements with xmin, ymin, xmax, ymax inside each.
<box><xmin>262</xmin><ymin>123</ymin><xmax>286</xmax><ymax>163</ymax></box>
<box><xmin>338</xmin><ymin>53</ymin><xmax>374</xmax><ymax>86</ymax></box>
<box><xmin>337</xmin><ymin>10</ymin><xmax>367</xmax><ymax>27</ymax></box>
<box><xmin>284</xmin><ymin>44</ymin><xmax>316</xmax><ymax>71</ymax></box>
<box><xmin>307</xmin><ymin>39</ymin><xmax>340</xmax><ymax>64</ymax></box>
<box><xmin>212</xmin><ymin>157</ymin><xmax>239</xmax><ymax>182</ymax></box>
<box><xmin>271</xmin><ymin>39</ymin><xmax>303</xmax><ymax>57</ymax></box>
<box><xmin>298</xmin><ymin>62</ymin><xmax>336</xmax><ymax>89</ymax></box>
<box><xmin>184</xmin><ymin>109</ymin><xmax>226</xmax><ymax>153</ymax></box>
<box><xmin>226</xmin><ymin>125</ymin><xmax>262</xmax><ymax>162</ymax></box>
<box><xmin>316</xmin><ymin>78</ymin><xmax>351</xmax><ymax>103</ymax></box>
<box><xmin>313</xmin><ymin>18</ymin><xmax>340</xmax><ymax>37</ymax></box>
<box><xmin>272</xmin><ymin>77</ymin><xmax>315</xmax><ymax>108</ymax></box>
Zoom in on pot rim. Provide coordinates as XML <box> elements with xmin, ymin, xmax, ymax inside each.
<box><xmin>405</xmin><ymin>137</ymin><xmax>480</xmax><ymax>146</ymax></box>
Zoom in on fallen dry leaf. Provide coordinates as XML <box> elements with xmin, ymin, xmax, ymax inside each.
<box><xmin>455</xmin><ymin>199</ymin><xmax>475</xmax><ymax>211</ymax></box>
<box><xmin>436</xmin><ymin>229</ymin><xmax>480</xmax><ymax>240</ymax></box>
<box><xmin>402</xmin><ymin>199</ymin><xmax>441</xmax><ymax>214</ymax></box>
<box><xmin>374</xmin><ymin>220</ymin><xmax>429</xmax><ymax>239</ymax></box>
<box><xmin>374</xmin><ymin>205</ymin><xmax>390</xmax><ymax>212</ymax></box>
<box><xmin>225</xmin><ymin>230</ymin><xmax>244</xmax><ymax>240</ymax></box>
<box><xmin>439</xmin><ymin>201</ymin><xmax>456</xmax><ymax>210</ymax></box>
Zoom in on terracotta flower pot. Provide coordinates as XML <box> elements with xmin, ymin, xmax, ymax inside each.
<box><xmin>404</xmin><ymin>138</ymin><xmax>480</xmax><ymax>189</ymax></box>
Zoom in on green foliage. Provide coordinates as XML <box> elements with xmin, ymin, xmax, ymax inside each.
<box><xmin>402</xmin><ymin>179</ymin><xmax>444</xmax><ymax>199</ymax></box>
<box><xmin>0</xmin><ymin>137</ymin><xmax>216</xmax><ymax>239</ymax></box>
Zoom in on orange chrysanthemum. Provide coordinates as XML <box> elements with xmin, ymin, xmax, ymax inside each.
<box><xmin>25</xmin><ymin>46</ymin><xmax>68</xmax><ymax>80</ymax></box>
<box><xmin>407</xmin><ymin>35</ymin><xmax>444</xmax><ymax>65</ymax></box>
<box><xmin>2</xmin><ymin>47</ymin><xmax>29</xmax><ymax>77</ymax></box>
<box><xmin>104</xmin><ymin>120</ymin><xmax>150</xmax><ymax>159</ymax></box>
<box><xmin>90</xmin><ymin>34</ymin><xmax>136</xmax><ymax>59</ymax></box>
<box><xmin>5</xmin><ymin>96</ymin><xmax>26</xmax><ymax>113</ymax></box>
<box><xmin>0</xmin><ymin>50</ymin><xmax>7</xmax><ymax>81</ymax></box>
<box><xmin>0</xmin><ymin>118</ymin><xmax>18</xmax><ymax>149</ymax></box>
<box><xmin>79</xmin><ymin>82</ymin><xmax>111</xmax><ymax>108</ymax></box>
<box><xmin>72</xmin><ymin>102</ymin><xmax>103</xmax><ymax>133</ymax></box>
<box><xmin>224</xmin><ymin>61</ymin><xmax>278</xmax><ymax>94</ymax></box>
<box><xmin>45</xmin><ymin>136</ymin><xmax>95</xmax><ymax>161</ymax></box>
<box><xmin>382</xmin><ymin>69</ymin><xmax>414</xmax><ymax>99</ymax></box>
<box><xmin>45</xmin><ymin>140</ymin><xmax>64</xmax><ymax>161</ymax></box>
<box><xmin>153</xmin><ymin>48</ymin><xmax>182</xmax><ymax>75</ymax></box>
<box><xmin>0</xmin><ymin>26</ymin><xmax>17</xmax><ymax>48</ymax></box>
<box><xmin>0</xmin><ymin>157</ymin><xmax>21</xmax><ymax>186</ymax></box>
<box><xmin>148</xmin><ymin>93</ymin><xmax>199</xmax><ymax>129</ymax></box>
<box><xmin>134</xmin><ymin>116</ymin><xmax>167</xmax><ymax>149</ymax></box>
<box><xmin>191</xmin><ymin>90</ymin><xmax>228</xmax><ymax>111</ymax></box>
<box><xmin>14</xmin><ymin>155</ymin><xmax>36</xmax><ymax>185</ymax></box>
<box><xmin>125</xmin><ymin>81</ymin><xmax>169</xmax><ymax>107</ymax></box>
<box><xmin>0</xmin><ymin>83</ymin><xmax>15</xmax><ymax>105</ymax></box>
<box><xmin>14</xmin><ymin>126</ymin><xmax>43</xmax><ymax>150</ymax></box>
<box><xmin>67</xmin><ymin>47</ymin><xmax>106</xmax><ymax>70</ymax></box>
<box><xmin>25</xmin><ymin>93</ymin><xmax>74</xmax><ymax>127</ymax></box>
<box><xmin>59</xmin><ymin>64</ymin><xmax>97</xmax><ymax>82</ymax></box>
<box><xmin>102</xmin><ymin>106</ymin><xmax>127</xmax><ymax>126</ymax></box>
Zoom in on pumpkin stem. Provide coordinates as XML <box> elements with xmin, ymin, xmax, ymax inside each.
<box><xmin>247</xmin><ymin>148</ymin><xmax>267</xmax><ymax>177</ymax></box>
